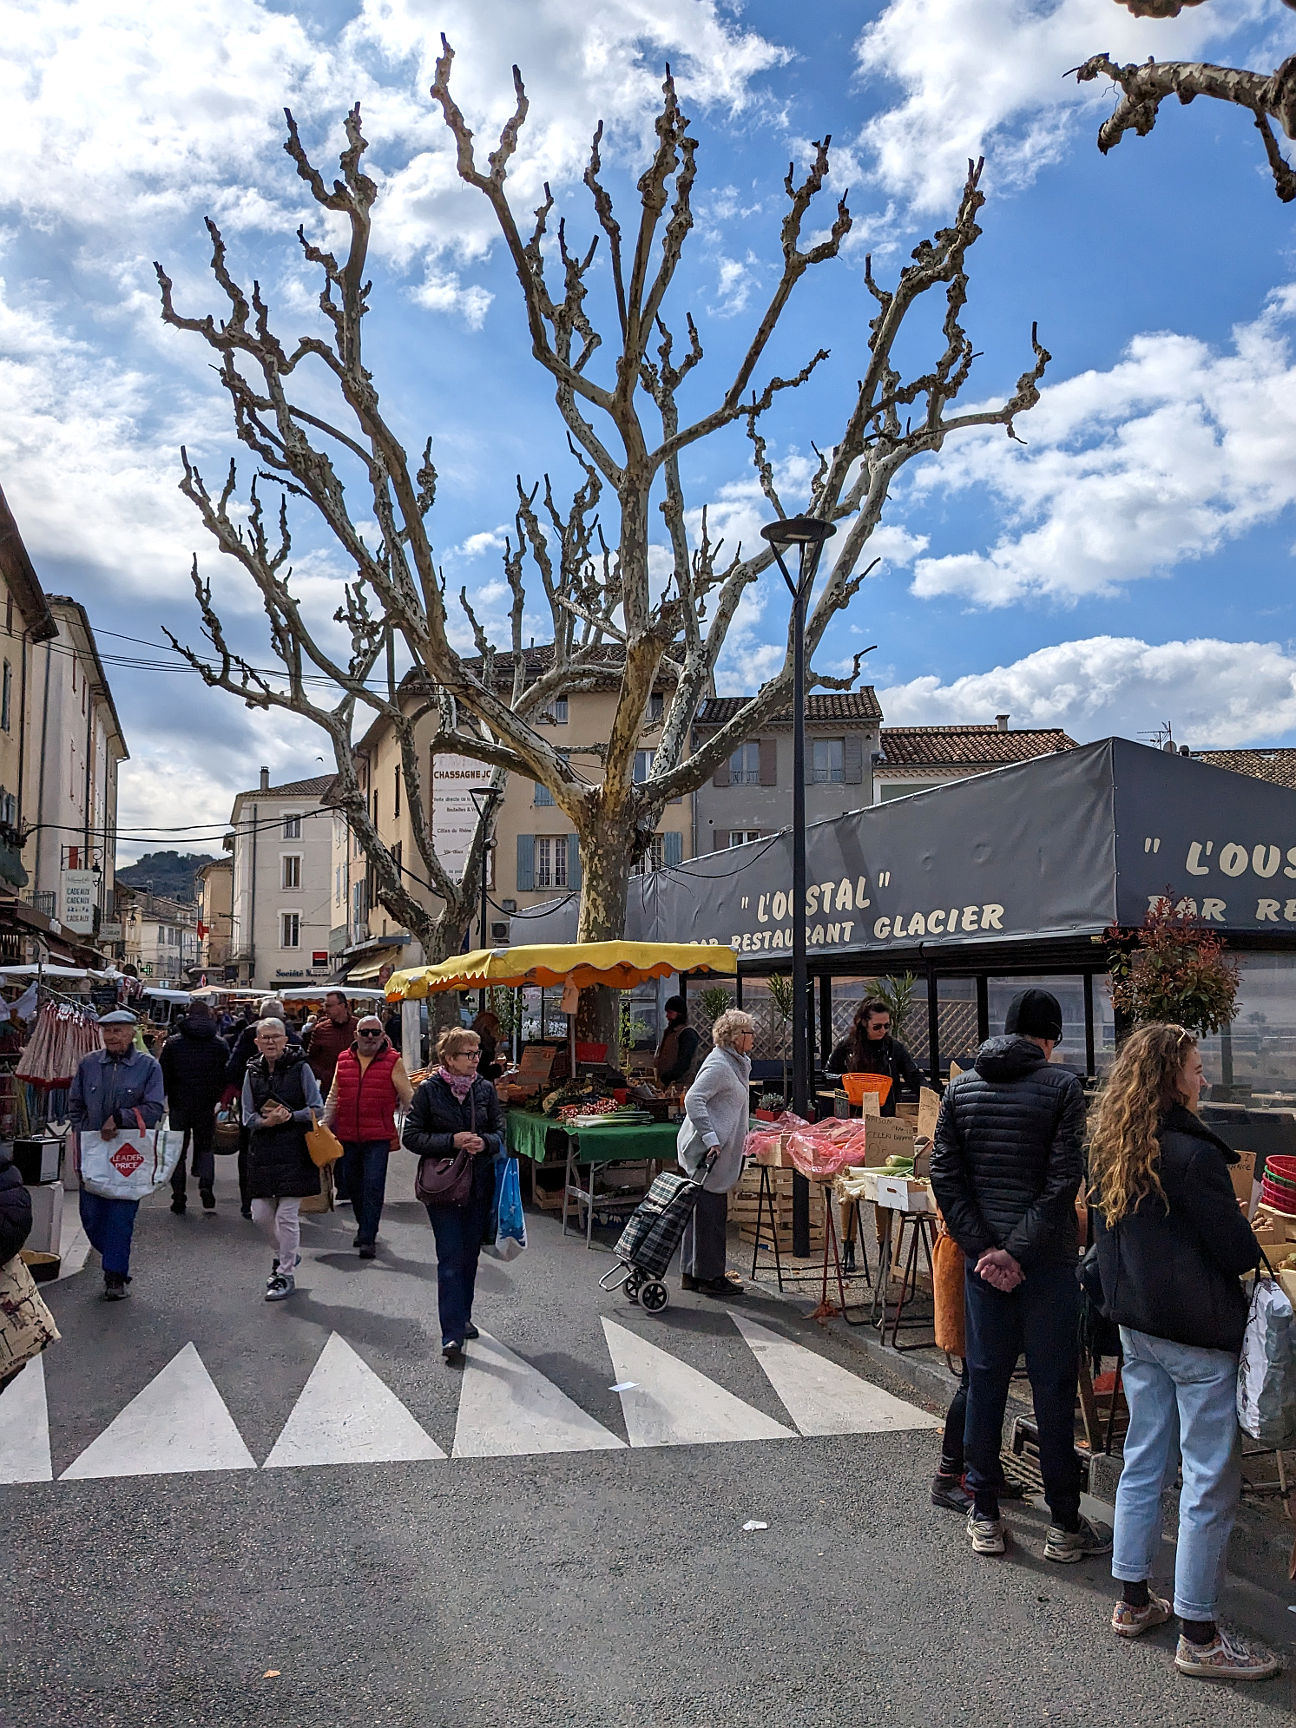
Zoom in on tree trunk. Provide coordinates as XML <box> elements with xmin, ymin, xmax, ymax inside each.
<box><xmin>574</xmin><ymin>818</ymin><xmax>636</xmax><ymax>1052</ymax></box>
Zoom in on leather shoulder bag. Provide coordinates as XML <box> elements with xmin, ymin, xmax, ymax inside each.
<box><xmin>415</xmin><ymin>1085</ymin><xmax>478</xmax><ymax>1208</ymax></box>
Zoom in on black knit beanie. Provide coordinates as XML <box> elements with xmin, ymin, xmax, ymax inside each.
<box><xmin>1004</xmin><ymin>988</ymin><xmax>1063</xmax><ymax>1042</ymax></box>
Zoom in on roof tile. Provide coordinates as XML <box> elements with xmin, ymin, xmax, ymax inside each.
<box><xmin>697</xmin><ymin>689</ymin><xmax>883</xmax><ymax>725</ymax></box>
<box><xmin>1193</xmin><ymin>749</ymin><xmax>1296</xmax><ymax>790</ymax></box>
<box><xmin>874</xmin><ymin>725</ymin><xmax>1076</xmax><ymax>773</ymax></box>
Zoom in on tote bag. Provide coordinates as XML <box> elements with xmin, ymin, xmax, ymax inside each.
<box><xmin>79</xmin><ymin>1112</ymin><xmax>181</xmax><ymax>1201</ymax></box>
<box><xmin>1237</xmin><ymin>1273</ymin><xmax>1296</xmax><ymax>1449</ymax></box>
<box><xmin>0</xmin><ymin>1254</ymin><xmax>61</xmax><ymax>1379</ymax></box>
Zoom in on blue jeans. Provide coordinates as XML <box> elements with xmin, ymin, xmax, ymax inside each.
<box><xmin>963</xmin><ymin>1258</ymin><xmax>1082</xmax><ymax>1525</ymax></box>
<box><xmin>425</xmin><ymin>1157</ymin><xmax>496</xmax><ymax>1347</ymax></box>
<box><xmin>341</xmin><ymin>1139</ymin><xmax>390</xmax><ymax>1245</ymax></box>
<box><xmin>78</xmin><ymin>1191</ymin><xmax>139</xmax><ymax>1277</ymax></box>
<box><xmin>1112</xmin><ymin>1326</ymin><xmax>1241</xmax><ymax>1621</ymax></box>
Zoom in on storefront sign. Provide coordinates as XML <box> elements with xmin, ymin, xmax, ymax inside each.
<box><xmin>431</xmin><ymin>754</ymin><xmax>494</xmax><ymax>878</ymax></box>
<box><xmin>60</xmin><ymin>869</ymin><xmax>97</xmax><ymax>933</ymax></box>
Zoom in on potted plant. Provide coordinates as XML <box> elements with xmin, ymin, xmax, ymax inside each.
<box><xmin>755</xmin><ymin>1090</ymin><xmax>787</xmax><ymax>1122</ymax></box>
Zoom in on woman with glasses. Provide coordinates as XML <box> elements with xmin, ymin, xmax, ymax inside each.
<box><xmin>827</xmin><ymin>996</ymin><xmax>923</xmax><ymax>1119</ymax></box>
<box><xmin>401</xmin><ymin>1026</ymin><xmax>505</xmax><ymax>1363</ymax></box>
<box><xmin>676</xmin><ymin>1009</ymin><xmax>756</xmax><ymax>1297</ymax></box>
<box><xmin>241</xmin><ymin>1017</ymin><xmax>324</xmax><ymax>1302</ymax></box>
<box><xmin>324</xmin><ymin>1015</ymin><xmax>414</xmax><ymax>1258</ymax></box>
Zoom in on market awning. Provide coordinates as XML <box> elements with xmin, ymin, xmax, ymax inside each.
<box><xmin>346</xmin><ymin>947</ymin><xmax>406</xmax><ymax>983</ymax></box>
<box><xmin>386</xmin><ymin>940</ymin><xmax>737</xmax><ymax>999</ymax></box>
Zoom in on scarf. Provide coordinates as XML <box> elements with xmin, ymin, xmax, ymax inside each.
<box><xmin>439</xmin><ymin>1065</ymin><xmax>474</xmax><ymax>1101</ymax></box>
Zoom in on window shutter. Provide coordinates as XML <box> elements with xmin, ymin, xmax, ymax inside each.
<box><xmin>566</xmin><ymin>834</ymin><xmax>582</xmax><ymax>890</ymax></box>
<box><xmin>758</xmin><ymin>738</ymin><xmax>777</xmax><ymax>786</ymax></box>
<box><xmin>712</xmin><ymin>831</ymin><xmax>728</xmax><ymax>851</ymax></box>
<box><xmin>516</xmin><ymin>834</ymin><xmax>535</xmax><ymax>893</ymax></box>
<box><xmin>712</xmin><ymin>751</ymin><xmax>730</xmax><ymax>788</ymax></box>
<box><xmin>664</xmin><ymin>830</ymin><xmax>683</xmax><ymax>868</ymax></box>
<box><xmin>842</xmin><ymin>734</ymin><xmax>864</xmax><ymax>785</ymax></box>
<box><xmin>806</xmin><ymin>738</ymin><xmax>817</xmax><ymax>780</ymax></box>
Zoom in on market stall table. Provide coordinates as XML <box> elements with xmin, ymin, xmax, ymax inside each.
<box><xmin>506</xmin><ymin>1108</ymin><xmax>681</xmax><ymax>1247</ymax></box>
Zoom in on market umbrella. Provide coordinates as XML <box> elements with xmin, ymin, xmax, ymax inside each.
<box><xmin>385</xmin><ymin>940</ymin><xmax>738</xmax><ymax>1078</ymax></box>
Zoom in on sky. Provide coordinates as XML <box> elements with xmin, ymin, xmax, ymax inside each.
<box><xmin>3</xmin><ymin>0</ymin><xmax>1295</xmax><ymax>862</ymax></box>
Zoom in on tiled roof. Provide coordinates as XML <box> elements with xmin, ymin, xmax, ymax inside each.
<box><xmin>697</xmin><ymin>689</ymin><xmax>883</xmax><ymax>725</ymax></box>
<box><xmin>1193</xmin><ymin>749</ymin><xmax>1296</xmax><ymax>790</ymax></box>
<box><xmin>253</xmin><ymin>774</ymin><xmax>337</xmax><ymax>799</ymax></box>
<box><xmin>874</xmin><ymin>725</ymin><xmax>1076</xmax><ymax>774</ymax></box>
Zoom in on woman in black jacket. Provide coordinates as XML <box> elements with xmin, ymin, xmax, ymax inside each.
<box><xmin>402</xmin><ymin>1025</ymin><xmax>504</xmax><ymax>1363</ymax></box>
<box><xmin>1090</xmin><ymin>1023</ymin><xmax>1276</xmax><ymax>1683</ymax></box>
<box><xmin>240</xmin><ymin>1020</ymin><xmax>324</xmax><ymax>1303</ymax></box>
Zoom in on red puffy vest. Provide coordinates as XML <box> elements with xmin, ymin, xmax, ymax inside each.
<box><xmin>331</xmin><ymin>1046</ymin><xmax>401</xmax><ymax>1143</ymax></box>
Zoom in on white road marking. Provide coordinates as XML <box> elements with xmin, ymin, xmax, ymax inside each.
<box><xmin>59</xmin><ymin>1343</ymin><xmax>256</xmax><ymax>1479</ymax></box>
<box><xmin>263</xmin><ymin>1334</ymin><xmax>445</xmax><ymax>1468</ymax></box>
<box><xmin>602</xmin><ymin>1318</ymin><xmax>794</xmax><ymax>1448</ymax></box>
<box><xmin>452</xmin><ymin>1330</ymin><xmax>624</xmax><ymax>1457</ymax></box>
<box><xmin>0</xmin><ymin>1354</ymin><xmax>52</xmax><ymax>1483</ymax></box>
<box><xmin>731</xmin><ymin>1315</ymin><xmax>941</xmax><ymax>1435</ymax></box>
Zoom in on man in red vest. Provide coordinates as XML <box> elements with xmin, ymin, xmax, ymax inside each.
<box><xmin>324</xmin><ymin>1015</ymin><xmax>413</xmax><ymax>1257</ymax></box>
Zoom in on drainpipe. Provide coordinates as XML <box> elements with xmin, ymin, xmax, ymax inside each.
<box><xmin>33</xmin><ymin>637</ymin><xmax>52</xmax><ymax>896</ymax></box>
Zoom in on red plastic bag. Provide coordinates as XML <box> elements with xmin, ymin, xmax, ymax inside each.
<box><xmin>784</xmin><ymin>1117</ymin><xmax>872</xmax><ymax>1180</ymax></box>
<box><xmin>742</xmin><ymin>1111</ymin><xmax>807</xmax><ymax>1165</ymax></box>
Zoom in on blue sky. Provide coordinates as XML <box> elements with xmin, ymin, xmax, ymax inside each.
<box><xmin>2</xmin><ymin>0</ymin><xmax>1295</xmax><ymax>859</ymax></box>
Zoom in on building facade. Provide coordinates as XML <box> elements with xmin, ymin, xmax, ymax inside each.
<box><xmin>117</xmin><ymin>886</ymin><xmax>200</xmax><ymax>985</ymax></box>
<box><xmin>0</xmin><ymin>483</ymin><xmax>59</xmax><ymax>900</ymax></box>
<box><xmin>228</xmin><ymin>769</ymin><xmax>334</xmax><ymax>989</ymax></box>
<box><xmin>195</xmin><ymin>857</ymin><xmax>234</xmax><ymax>973</ymax></box>
<box><xmin>692</xmin><ymin>692</ymin><xmax>882</xmax><ymax>852</ymax></box>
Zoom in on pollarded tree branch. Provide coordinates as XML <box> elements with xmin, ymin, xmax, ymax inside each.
<box><xmin>1075</xmin><ymin>51</ymin><xmax>1296</xmax><ymax>202</ymax></box>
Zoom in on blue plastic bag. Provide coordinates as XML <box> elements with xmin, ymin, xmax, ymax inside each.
<box><xmin>484</xmin><ymin>1156</ymin><xmax>527</xmax><ymax>1262</ymax></box>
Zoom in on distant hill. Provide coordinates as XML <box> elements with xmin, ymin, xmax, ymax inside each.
<box><xmin>115</xmin><ymin>851</ymin><xmax>220</xmax><ymax>905</ymax></box>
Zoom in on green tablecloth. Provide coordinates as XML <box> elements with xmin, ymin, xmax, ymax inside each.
<box><xmin>506</xmin><ymin>1108</ymin><xmax>681</xmax><ymax>1166</ymax></box>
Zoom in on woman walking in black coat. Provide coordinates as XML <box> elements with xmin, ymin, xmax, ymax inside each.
<box><xmin>240</xmin><ymin>1019</ymin><xmax>323</xmax><ymax>1302</ymax></box>
<box><xmin>161</xmin><ymin>1002</ymin><xmax>229</xmax><ymax>1214</ymax></box>
<box><xmin>402</xmin><ymin>1025</ymin><xmax>504</xmax><ymax>1363</ymax></box>
<box><xmin>1090</xmin><ymin>1022</ymin><xmax>1276</xmax><ymax>1683</ymax></box>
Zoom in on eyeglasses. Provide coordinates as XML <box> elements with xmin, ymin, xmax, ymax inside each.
<box><xmin>357</xmin><ymin>1028</ymin><xmax>384</xmax><ymax>1037</ymax></box>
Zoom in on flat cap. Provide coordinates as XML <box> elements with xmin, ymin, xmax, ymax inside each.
<box><xmin>97</xmin><ymin>1009</ymin><xmax>139</xmax><ymax>1026</ymax></box>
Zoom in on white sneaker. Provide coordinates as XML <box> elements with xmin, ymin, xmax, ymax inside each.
<box><xmin>264</xmin><ymin>1271</ymin><xmax>295</xmax><ymax>1302</ymax></box>
<box><xmin>1175</xmin><ymin>1629</ymin><xmax>1281</xmax><ymax>1681</ymax></box>
<box><xmin>967</xmin><ymin>1511</ymin><xmax>1007</xmax><ymax>1555</ymax></box>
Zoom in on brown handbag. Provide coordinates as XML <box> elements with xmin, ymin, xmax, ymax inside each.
<box><xmin>415</xmin><ymin>1085</ymin><xmax>478</xmax><ymax>1207</ymax></box>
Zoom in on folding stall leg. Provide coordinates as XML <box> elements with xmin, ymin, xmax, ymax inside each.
<box><xmin>870</xmin><ymin>1207</ymin><xmax>895</xmax><ymax>1326</ymax></box>
<box><xmin>888</xmin><ymin>1214</ymin><xmax>937</xmax><ymax>1352</ymax></box>
<box><xmin>818</xmin><ymin>1186</ymin><xmax>849</xmax><ymax>1316</ymax></box>
<box><xmin>749</xmin><ymin>1163</ymin><xmax>783</xmax><ymax>1292</ymax></box>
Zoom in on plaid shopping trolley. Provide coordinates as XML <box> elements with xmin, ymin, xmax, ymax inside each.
<box><xmin>598</xmin><ymin>1154</ymin><xmax>714</xmax><ymax>1314</ymax></box>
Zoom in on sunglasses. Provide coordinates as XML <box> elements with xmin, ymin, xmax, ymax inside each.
<box><xmin>357</xmin><ymin>1028</ymin><xmax>384</xmax><ymax>1037</ymax></box>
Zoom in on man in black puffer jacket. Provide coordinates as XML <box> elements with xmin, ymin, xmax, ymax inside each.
<box><xmin>0</xmin><ymin>1143</ymin><xmax>32</xmax><ymax>1264</ymax></box>
<box><xmin>932</xmin><ymin>989</ymin><xmax>1106</xmax><ymax>1564</ymax></box>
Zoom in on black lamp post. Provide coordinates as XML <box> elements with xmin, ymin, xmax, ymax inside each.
<box><xmin>469</xmin><ymin>785</ymin><xmax>503</xmax><ymax>1012</ymax></box>
<box><xmin>760</xmin><ymin>513</ymin><xmax>837</xmax><ymax>1257</ymax></box>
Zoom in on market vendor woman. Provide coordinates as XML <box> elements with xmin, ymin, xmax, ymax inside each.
<box><xmin>828</xmin><ymin>997</ymin><xmax>923</xmax><ymax>1117</ymax></box>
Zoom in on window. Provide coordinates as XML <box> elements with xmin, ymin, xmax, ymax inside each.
<box><xmin>538</xmin><ymin>696</ymin><xmax>568</xmax><ymax>725</ymax></box>
<box><xmin>283</xmin><ymin>813</ymin><xmax>301</xmax><ymax>839</ymax></box>
<box><xmin>394</xmin><ymin>765</ymin><xmax>401</xmax><ymax>820</ymax></box>
<box><xmin>535</xmin><ymin>836</ymin><xmax>568</xmax><ymax>890</ymax></box>
<box><xmin>633</xmin><ymin>749</ymin><xmax>654</xmax><ymax>784</ymax></box>
<box><xmin>812</xmin><ymin>738</ymin><xmax>845</xmax><ymax>783</ymax></box>
<box><xmin>0</xmin><ymin>661</ymin><xmax>10</xmax><ymax>732</ymax></box>
<box><xmin>648</xmin><ymin>692</ymin><xmax>664</xmax><ymax>723</ymax></box>
<box><xmin>281</xmin><ymin>854</ymin><xmax>302</xmax><ymax>890</ymax></box>
<box><xmin>729</xmin><ymin>741</ymin><xmax>761</xmax><ymax>786</ymax></box>
<box><xmin>335</xmin><ymin>864</ymin><xmax>342</xmax><ymax>906</ymax></box>
<box><xmin>728</xmin><ymin>829</ymin><xmax>766</xmax><ymax>847</ymax></box>
<box><xmin>280</xmin><ymin>912</ymin><xmax>301</xmax><ymax>948</ymax></box>
<box><xmin>534</xmin><ymin>782</ymin><xmax>554</xmax><ymax>806</ymax></box>
<box><xmin>632</xmin><ymin>835</ymin><xmax>666</xmax><ymax>876</ymax></box>
<box><xmin>392</xmin><ymin>840</ymin><xmax>402</xmax><ymax>880</ymax></box>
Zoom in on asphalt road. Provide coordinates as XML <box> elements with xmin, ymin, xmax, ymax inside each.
<box><xmin>3</xmin><ymin>1164</ymin><xmax>1295</xmax><ymax>1728</ymax></box>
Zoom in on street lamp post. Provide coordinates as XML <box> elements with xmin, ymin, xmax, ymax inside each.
<box><xmin>469</xmin><ymin>785</ymin><xmax>503</xmax><ymax>1013</ymax></box>
<box><xmin>760</xmin><ymin>514</ymin><xmax>837</xmax><ymax>1258</ymax></box>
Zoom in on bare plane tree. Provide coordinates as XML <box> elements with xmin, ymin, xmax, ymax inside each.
<box><xmin>157</xmin><ymin>42</ymin><xmax>1048</xmax><ymax>972</ymax></box>
<box><xmin>1077</xmin><ymin>1</ymin><xmax>1296</xmax><ymax>202</ymax></box>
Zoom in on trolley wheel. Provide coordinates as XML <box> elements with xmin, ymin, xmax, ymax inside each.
<box><xmin>640</xmin><ymin>1280</ymin><xmax>669</xmax><ymax>1313</ymax></box>
<box><xmin>623</xmin><ymin>1273</ymin><xmax>641</xmax><ymax>1304</ymax></box>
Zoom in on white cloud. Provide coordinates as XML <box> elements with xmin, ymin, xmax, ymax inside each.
<box><xmin>879</xmin><ymin>635</ymin><xmax>1296</xmax><ymax>747</ymax></box>
<box><xmin>908</xmin><ymin>283</ymin><xmax>1296</xmax><ymax>605</ymax></box>
<box><xmin>855</xmin><ymin>0</ymin><xmax>1261</xmax><ymax>213</ymax></box>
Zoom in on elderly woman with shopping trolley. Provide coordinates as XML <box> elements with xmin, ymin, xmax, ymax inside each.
<box><xmin>676</xmin><ymin>1008</ymin><xmax>756</xmax><ymax>1297</ymax></box>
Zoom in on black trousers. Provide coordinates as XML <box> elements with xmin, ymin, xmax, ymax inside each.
<box><xmin>170</xmin><ymin>1112</ymin><xmax>216</xmax><ymax>1198</ymax></box>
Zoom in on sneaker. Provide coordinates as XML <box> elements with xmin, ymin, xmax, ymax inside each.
<box><xmin>358</xmin><ymin>1243</ymin><xmax>376</xmax><ymax>1260</ymax></box>
<box><xmin>464</xmin><ymin>1323</ymin><xmax>480</xmax><ymax>1341</ymax></box>
<box><xmin>967</xmin><ymin>1511</ymin><xmax>1007</xmax><ymax>1555</ymax></box>
<box><xmin>169</xmin><ymin>1196</ymin><xmax>185</xmax><ymax>1215</ymax></box>
<box><xmin>931</xmin><ymin>1473</ymin><xmax>974</xmax><ymax>1513</ymax></box>
<box><xmin>265</xmin><ymin>1259</ymin><xmax>280</xmax><ymax>1289</ymax></box>
<box><xmin>1112</xmin><ymin>1593</ymin><xmax>1173</xmax><ymax>1639</ymax></box>
<box><xmin>264</xmin><ymin>1271</ymin><xmax>295</xmax><ymax>1302</ymax></box>
<box><xmin>102</xmin><ymin>1272</ymin><xmax>130</xmax><ymax>1301</ymax></box>
<box><xmin>442</xmin><ymin>1341</ymin><xmax>464</xmax><ymax>1365</ymax></box>
<box><xmin>1175</xmin><ymin>1629</ymin><xmax>1281</xmax><ymax>1682</ymax></box>
<box><xmin>200</xmin><ymin>1187</ymin><xmax>216</xmax><ymax>1211</ymax></box>
<box><xmin>1044</xmin><ymin>1515</ymin><xmax>1113</xmax><ymax>1564</ymax></box>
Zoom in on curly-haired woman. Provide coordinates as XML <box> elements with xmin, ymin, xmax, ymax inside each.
<box><xmin>677</xmin><ymin>1008</ymin><xmax>756</xmax><ymax>1296</ymax></box>
<box><xmin>1090</xmin><ymin>1023</ymin><xmax>1277</xmax><ymax>1683</ymax></box>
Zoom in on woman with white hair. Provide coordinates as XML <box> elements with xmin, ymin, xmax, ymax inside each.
<box><xmin>241</xmin><ymin>1017</ymin><xmax>323</xmax><ymax>1301</ymax></box>
<box><xmin>676</xmin><ymin>1008</ymin><xmax>756</xmax><ymax>1297</ymax></box>
<box><xmin>225</xmin><ymin>996</ymin><xmax>301</xmax><ymax>1218</ymax></box>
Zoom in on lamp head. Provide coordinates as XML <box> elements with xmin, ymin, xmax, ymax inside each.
<box><xmin>760</xmin><ymin>515</ymin><xmax>836</xmax><ymax>552</ymax></box>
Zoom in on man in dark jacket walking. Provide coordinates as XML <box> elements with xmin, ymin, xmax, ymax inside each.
<box><xmin>931</xmin><ymin>989</ymin><xmax>1108</xmax><ymax>1563</ymax></box>
<box><xmin>0</xmin><ymin>1141</ymin><xmax>34</xmax><ymax>1392</ymax></box>
<box><xmin>161</xmin><ymin>1003</ymin><xmax>229</xmax><ymax>1214</ymax></box>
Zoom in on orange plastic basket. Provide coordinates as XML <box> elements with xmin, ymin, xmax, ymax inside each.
<box><xmin>841</xmin><ymin>1072</ymin><xmax>892</xmax><ymax>1107</ymax></box>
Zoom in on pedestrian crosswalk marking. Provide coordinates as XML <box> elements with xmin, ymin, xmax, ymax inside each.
<box><xmin>602</xmin><ymin>1319</ymin><xmax>794</xmax><ymax>1448</ymax></box>
<box><xmin>264</xmin><ymin>1334</ymin><xmax>446</xmax><ymax>1468</ymax></box>
<box><xmin>59</xmin><ymin>1343</ymin><xmax>256</xmax><ymax>1480</ymax></box>
<box><xmin>731</xmin><ymin>1315</ymin><xmax>941</xmax><ymax>1436</ymax></box>
<box><xmin>452</xmin><ymin>1330</ymin><xmax>625</xmax><ymax>1458</ymax></box>
<box><xmin>0</xmin><ymin>1354</ymin><xmax>52</xmax><ymax>1483</ymax></box>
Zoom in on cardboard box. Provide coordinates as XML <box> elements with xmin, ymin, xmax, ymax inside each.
<box><xmin>917</xmin><ymin>1086</ymin><xmax>942</xmax><ymax>1142</ymax></box>
<box><xmin>864</xmin><ymin>1115</ymin><xmax>918</xmax><ymax>1167</ymax></box>
<box><xmin>1229</xmin><ymin>1149</ymin><xmax>1256</xmax><ymax>1207</ymax></box>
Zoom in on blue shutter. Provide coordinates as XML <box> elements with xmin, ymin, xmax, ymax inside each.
<box><xmin>516</xmin><ymin>834</ymin><xmax>535</xmax><ymax>893</ymax></box>
<box><xmin>663</xmin><ymin>830</ymin><xmax>683</xmax><ymax>868</ymax></box>
<box><xmin>566</xmin><ymin>834</ymin><xmax>582</xmax><ymax>890</ymax></box>
<box><xmin>534</xmin><ymin>781</ymin><xmax>553</xmax><ymax>806</ymax></box>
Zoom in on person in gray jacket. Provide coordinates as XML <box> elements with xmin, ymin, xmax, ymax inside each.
<box><xmin>676</xmin><ymin>1008</ymin><xmax>756</xmax><ymax>1296</ymax></box>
